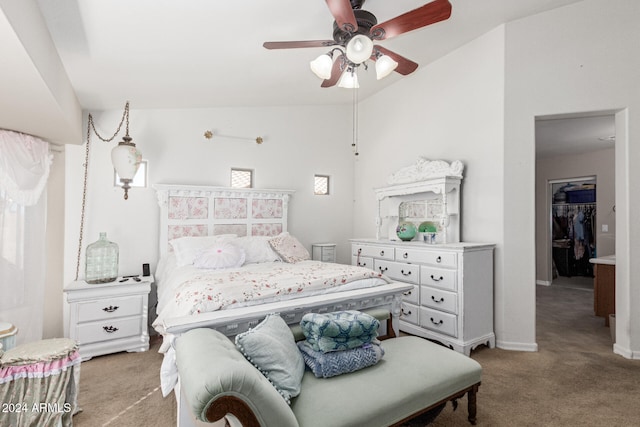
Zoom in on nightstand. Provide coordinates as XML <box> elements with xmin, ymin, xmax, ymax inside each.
<box><xmin>312</xmin><ymin>243</ymin><xmax>336</xmax><ymax>263</ymax></box>
<box><xmin>64</xmin><ymin>275</ymin><xmax>152</xmax><ymax>361</ymax></box>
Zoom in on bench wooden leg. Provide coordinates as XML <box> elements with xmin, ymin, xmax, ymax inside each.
<box><xmin>467</xmin><ymin>383</ymin><xmax>479</xmax><ymax>425</ymax></box>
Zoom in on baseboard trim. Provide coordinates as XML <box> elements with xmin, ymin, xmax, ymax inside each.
<box><xmin>536</xmin><ymin>280</ymin><xmax>551</xmax><ymax>286</ymax></box>
<box><xmin>496</xmin><ymin>340</ymin><xmax>538</xmax><ymax>352</ymax></box>
<box><xmin>613</xmin><ymin>343</ymin><xmax>640</xmax><ymax>360</ymax></box>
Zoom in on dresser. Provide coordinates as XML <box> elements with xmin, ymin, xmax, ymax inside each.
<box><xmin>351</xmin><ymin>239</ymin><xmax>495</xmax><ymax>355</ymax></box>
<box><xmin>64</xmin><ymin>276</ymin><xmax>152</xmax><ymax>361</ymax></box>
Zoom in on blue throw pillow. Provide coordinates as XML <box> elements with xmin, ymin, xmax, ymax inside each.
<box><xmin>235</xmin><ymin>313</ymin><xmax>305</xmax><ymax>404</ymax></box>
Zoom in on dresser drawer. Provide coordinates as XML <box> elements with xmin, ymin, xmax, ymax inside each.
<box><xmin>402</xmin><ymin>284</ymin><xmax>420</xmax><ymax>305</ymax></box>
<box><xmin>420</xmin><ymin>266</ymin><xmax>457</xmax><ymax>291</ymax></box>
<box><xmin>374</xmin><ymin>260</ymin><xmax>420</xmax><ymax>284</ymax></box>
<box><xmin>420</xmin><ymin>307</ymin><xmax>457</xmax><ymax>338</ymax></box>
<box><xmin>421</xmin><ymin>286</ymin><xmax>457</xmax><ymax>314</ymax></box>
<box><xmin>76</xmin><ymin>316</ymin><xmax>143</xmax><ymax>345</ymax></box>
<box><xmin>352</xmin><ymin>255</ymin><xmax>374</xmax><ymax>270</ymax></box>
<box><xmin>395</xmin><ymin>248</ymin><xmax>457</xmax><ymax>268</ymax></box>
<box><xmin>77</xmin><ymin>295</ymin><xmax>143</xmax><ymax>323</ymax></box>
<box><xmin>400</xmin><ymin>302</ymin><xmax>419</xmax><ymax>325</ymax></box>
<box><xmin>353</xmin><ymin>244</ymin><xmax>394</xmax><ymax>260</ymax></box>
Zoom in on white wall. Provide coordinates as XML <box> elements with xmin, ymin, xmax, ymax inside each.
<box><xmin>535</xmin><ymin>147</ymin><xmax>616</xmax><ymax>285</ymax></box>
<box><xmin>353</xmin><ymin>26</ymin><xmax>507</xmax><ymax>338</ymax></box>
<box><xmin>63</xmin><ymin>105</ymin><xmax>355</xmax><ymax>288</ymax></box>
<box><xmin>503</xmin><ymin>0</ymin><xmax>640</xmax><ymax>356</ymax></box>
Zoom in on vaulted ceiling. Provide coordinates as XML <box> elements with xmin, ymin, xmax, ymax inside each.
<box><xmin>2</xmin><ymin>0</ymin><xmax>615</xmax><ymax>153</ymax></box>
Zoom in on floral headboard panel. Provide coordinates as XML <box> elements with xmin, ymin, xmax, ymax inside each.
<box><xmin>154</xmin><ymin>184</ymin><xmax>295</xmax><ymax>257</ymax></box>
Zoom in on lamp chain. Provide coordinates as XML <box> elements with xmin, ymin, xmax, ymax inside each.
<box><xmin>352</xmin><ymin>80</ymin><xmax>359</xmax><ymax>156</ymax></box>
<box><xmin>75</xmin><ymin>102</ymin><xmax>130</xmax><ymax>280</ymax></box>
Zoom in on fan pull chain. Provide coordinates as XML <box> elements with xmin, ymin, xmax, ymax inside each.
<box><xmin>352</xmin><ymin>76</ymin><xmax>359</xmax><ymax>156</ymax></box>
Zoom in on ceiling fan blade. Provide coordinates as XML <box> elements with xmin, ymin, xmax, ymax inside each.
<box><xmin>263</xmin><ymin>40</ymin><xmax>337</xmax><ymax>49</ymax></box>
<box><xmin>325</xmin><ymin>0</ymin><xmax>358</xmax><ymax>32</ymax></box>
<box><xmin>370</xmin><ymin>0</ymin><xmax>452</xmax><ymax>41</ymax></box>
<box><xmin>321</xmin><ymin>53</ymin><xmax>346</xmax><ymax>88</ymax></box>
<box><xmin>373</xmin><ymin>46</ymin><xmax>419</xmax><ymax>75</ymax></box>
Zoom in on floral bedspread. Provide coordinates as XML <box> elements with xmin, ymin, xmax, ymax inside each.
<box><xmin>154</xmin><ymin>260</ymin><xmax>388</xmax><ymax>326</ymax></box>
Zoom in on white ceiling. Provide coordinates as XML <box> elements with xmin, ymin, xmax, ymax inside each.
<box><xmin>2</xmin><ymin>0</ymin><xmax>616</xmax><ymax>154</ymax></box>
<box><xmin>35</xmin><ymin>0</ymin><xmax>586</xmax><ymax>110</ymax></box>
<box><xmin>536</xmin><ymin>114</ymin><xmax>616</xmax><ymax>159</ymax></box>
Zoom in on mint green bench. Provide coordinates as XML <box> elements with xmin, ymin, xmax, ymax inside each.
<box><xmin>175</xmin><ymin>325</ymin><xmax>482</xmax><ymax>427</ymax></box>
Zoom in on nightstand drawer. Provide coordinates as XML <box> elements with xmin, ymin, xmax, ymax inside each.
<box><xmin>76</xmin><ymin>317</ymin><xmax>143</xmax><ymax>345</ymax></box>
<box><xmin>421</xmin><ymin>287</ymin><xmax>457</xmax><ymax>314</ymax></box>
<box><xmin>77</xmin><ymin>295</ymin><xmax>143</xmax><ymax>322</ymax></box>
<box><xmin>420</xmin><ymin>266</ymin><xmax>457</xmax><ymax>291</ymax></box>
<box><xmin>395</xmin><ymin>248</ymin><xmax>457</xmax><ymax>268</ymax></box>
<box><xmin>420</xmin><ymin>307</ymin><xmax>457</xmax><ymax>338</ymax></box>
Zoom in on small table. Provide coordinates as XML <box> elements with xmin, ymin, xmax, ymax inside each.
<box><xmin>64</xmin><ymin>275</ymin><xmax>153</xmax><ymax>360</ymax></box>
<box><xmin>311</xmin><ymin>243</ymin><xmax>336</xmax><ymax>263</ymax></box>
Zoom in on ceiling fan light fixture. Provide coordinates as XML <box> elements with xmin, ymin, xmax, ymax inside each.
<box><xmin>310</xmin><ymin>53</ymin><xmax>334</xmax><ymax>80</ymax></box>
<box><xmin>345</xmin><ymin>34</ymin><xmax>374</xmax><ymax>64</ymax></box>
<box><xmin>338</xmin><ymin>68</ymin><xmax>359</xmax><ymax>89</ymax></box>
<box><xmin>375</xmin><ymin>54</ymin><xmax>398</xmax><ymax>80</ymax></box>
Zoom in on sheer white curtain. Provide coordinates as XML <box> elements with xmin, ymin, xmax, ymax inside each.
<box><xmin>0</xmin><ymin>130</ymin><xmax>52</xmax><ymax>345</ymax></box>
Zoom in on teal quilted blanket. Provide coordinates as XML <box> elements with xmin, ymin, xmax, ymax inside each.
<box><xmin>299</xmin><ymin>310</ymin><xmax>379</xmax><ymax>353</ymax></box>
<box><xmin>297</xmin><ymin>340</ymin><xmax>384</xmax><ymax>378</ymax></box>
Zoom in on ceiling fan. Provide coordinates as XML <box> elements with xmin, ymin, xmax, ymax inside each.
<box><xmin>263</xmin><ymin>0</ymin><xmax>452</xmax><ymax>88</ymax></box>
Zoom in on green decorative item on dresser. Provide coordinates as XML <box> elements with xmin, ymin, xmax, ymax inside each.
<box><xmin>419</xmin><ymin>221</ymin><xmax>438</xmax><ymax>233</ymax></box>
<box><xmin>85</xmin><ymin>232</ymin><xmax>119</xmax><ymax>284</ymax></box>
<box><xmin>396</xmin><ymin>221</ymin><xmax>417</xmax><ymax>241</ymax></box>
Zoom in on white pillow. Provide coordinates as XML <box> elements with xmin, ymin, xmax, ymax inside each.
<box><xmin>193</xmin><ymin>242</ymin><xmax>246</xmax><ymax>270</ymax></box>
<box><xmin>169</xmin><ymin>234</ymin><xmax>236</xmax><ymax>266</ymax></box>
<box><xmin>231</xmin><ymin>236</ymin><xmax>281</xmax><ymax>264</ymax></box>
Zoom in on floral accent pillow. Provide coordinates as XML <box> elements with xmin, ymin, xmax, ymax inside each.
<box><xmin>193</xmin><ymin>242</ymin><xmax>246</xmax><ymax>270</ymax></box>
<box><xmin>269</xmin><ymin>233</ymin><xmax>310</xmax><ymax>263</ymax></box>
<box><xmin>169</xmin><ymin>234</ymin><xmax>236</xmax><ymax>266</ymax></box>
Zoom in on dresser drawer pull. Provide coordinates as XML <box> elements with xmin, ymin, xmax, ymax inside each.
<box><xmin>401</xmin><ymin>308</ymin><xmax>412</xmax><ymax>316</ymax></box>
<box><xmin>403</xmin><ymin>252</ymin><xmax>409</xmax><ymax>259</ymax></box>
<box><xmin>430</xmin><ymin>317</ymin><xmax>443</xmax><ymax>326</ymax></box>
<box><xmin>103</xmin><ymin>326</ymin><xmax>119</xmax><ymax>333</ymax></box>
<box><xmin>403</xmin><ymin>290</ymin><xmax>412</xmax><ymax>296</ymax></box>
<box><xmin>431</xmin><ymin>296</ymin><xmax>445</xmax><ymax>303</ymax></box>
<box><xmin>102</xmin><ymin>305</ymin><xmax>119</xmax><ymax>313</ymax></box>
<box><xmin>378</xmin><ymin>266</ymin><xmax>388</xmax><ymax>273</ymax></box>
<box><xmin>430</xmin><ymin>275</ymin><xmax>444</xmax><ymax>282</ymax></box>
<box><xmin>380</xmin><ymin>250</ymin><xmax>385</xmax><ymax>256</ymax></box>
<box><xmin>400</xmin><ymin>269</ymin><xmax>412</xmax><ymax>276</ymax></box>
<box><xmin>358</xmin><ymin>261</ymin><xmax>367</xmax><ymax>267</ymax></box>
<box><xmin>436</xmin><ymin>256</ymin><xmax>442</xmax><ymax>263</ymax></box>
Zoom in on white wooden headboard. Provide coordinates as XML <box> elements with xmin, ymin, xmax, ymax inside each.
<box><xmin>154</xmin><ymin>184</ymin><xmax>295</xmax><ymax>258</ymax></box>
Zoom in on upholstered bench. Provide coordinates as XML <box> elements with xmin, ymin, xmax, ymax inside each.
<box><xmin>175</xmin><ymin>326</ymin><xmax>482</xmax><ymax>427</ymax></box>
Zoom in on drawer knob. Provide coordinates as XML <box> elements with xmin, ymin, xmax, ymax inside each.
<box><xmin>430</xmin><ymin>275</ymin><xmax>444</xmax><ymax>282</ymax></box>
<box><xmin>436</xmin><ymin>256</ymin><xmax>442</xmax><ymax>263</ymax></box>
<box><xmin>401</xmin><ymin>269</ymin><xmax>412</xmax><ymax>276</ymax></box>
<box><xmin>378</xmin><ymin>266</ymin><xmax>388</xmax><ymax>273</ymax></box>
<box><xmin>103</xmin><ymin>326</ymin><xmax>119</xmax><ymax>333</ymax></box>
<box><xmin>102</xmin><ymin>305</ymin><xmax>119</xmax><ymax>313</ymax></box>
<box><xmin>431</xmin><ymin>296</ymin><xmax>445</xmax><ymax>303</ymax></box>
<box><xmin>358</xmin><ymin>261</ymin><xmax>367</xmax><ymax>267</ymax></box>
<box><xmin>401</xmin><ymin>308</ymin><xmax>412</xmax><ymax>316</ymax></box>
<box><xmin>380</xmin><ymin>250</ymin><xmax>385</xmax><ymax>256</ymax></box>
<box><xmin>403</xmin><ymin>252</ymin><xmax>409</xmax><ymax>259</ymax></box>
<box><xmin>430</xmin><ymin>317</ymin><xmax>444</xmax><ymax>326</ymax></box>
<box><xmin>403</xmin><ymin>290</ymin><xmax>412</xmax><ymax>296</ymax></box>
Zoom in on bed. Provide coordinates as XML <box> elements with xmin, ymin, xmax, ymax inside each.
<box><xmin>152</xmin><ymin>185</ymin><xmax>412</xmax><ymax>405</ymax></box>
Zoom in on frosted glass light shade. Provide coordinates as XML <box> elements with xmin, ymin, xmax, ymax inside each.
<box><xmin>375</xmin><ymin>55</ymin><xmax>398</xmax><ymax>80</ymax></box>
<box><xmin>111</xmin><ymin>138</ymin><xmax>142</xmax><ymax>181</ymax></box>
<box><xmin>338</xmin><ymin>70</ymin><xmax>359</xmax><ymax>88</ymax></box>
<box><xmin>310</xmin><ymin>54</ymin><xmax>333</xmax><ymax>80</ymax></box>
<box><xmin>345</xmin><ymin>34</ymin><xmax>373</xmax><ymax>64</ymax></box>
